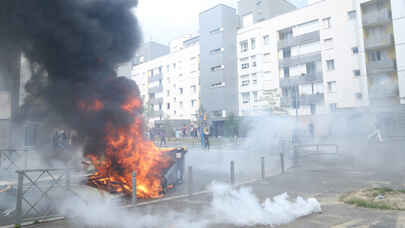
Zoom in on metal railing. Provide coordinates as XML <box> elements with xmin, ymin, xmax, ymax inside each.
<box><xmin>14</xmin><ymin>168</ymin><xmax>81</xmax><ymax>226</ymax></box>
<box><xmin>0</xmin><ymin>148</ymin><xmax>32</xmax><ymax>172</ymax></box>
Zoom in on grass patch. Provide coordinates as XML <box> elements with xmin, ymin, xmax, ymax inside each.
<box><xmin>344</xmin><ymin>198</ymin><xmax>398</xmax><ymax>210</ymax></box>
<box><xmin>371</xmin><ymin>187</ymin><xmax>394</xmax><ymax>197</ymax></box>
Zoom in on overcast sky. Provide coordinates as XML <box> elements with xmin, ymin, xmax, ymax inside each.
<box><xmin>133</xmin><ymin>0</ymin><xmax>307</xmax><ymax>45</ymax></box>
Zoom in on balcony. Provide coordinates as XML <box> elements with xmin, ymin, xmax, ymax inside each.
<box><xmin>148</xmin><ymin>85</ymin><xmax>163</xmax><ymax>94</ymax></box>
<box><xmin>279</xmin><ymin>52</ymin><xmax>322</xmax><ymax>68</ymax></box>
<box><xmin>148</xmin><ymin>73</ymin><xmax>163</xmax><ymax>83</ymax></box>
<box><xmin>278</xmin><ymin>31</ymin><xmax>320</xmax><ymax>49</ymax></box>
<box><xmin>362</xmin><ymin>8</ymin><xmax>392</xmax><ymax>27</ymax></box>
<box><xmin>366</xmin><ymin>59</ymin><xmax>396</xmax><ymax>75</ymax></box>
<box><xmin>280</xmin><ymin>72</ymin><xmax>323</xmax><ymax>88</ymax></box>
<box><xmin>281</xmin><ymin>93</ymin><xmax>325</xmax><ymax>107</ymax></box>
<box><xmin>364</xmin><ymin>33</ymin><xmax>394</xmax><ymax>50</ymax></box>
<box><xmin>149</xmin><ymin>97</ymin><xmax>163</xmax><ymax>105</ymax></box>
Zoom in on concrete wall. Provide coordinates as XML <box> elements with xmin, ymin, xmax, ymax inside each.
<box><xmin>238</xmin><ymin>0</ymin><xmax>296</xmax><ymax>27</ymax></box>
<box><xmin>391</xmin><ymin>0</ymin><xmax>405</xmax><ymax>103</ymax></box>
<box><xmin>199</xmin><ymin>5</ymin><xmax>239</xmax><ymax>119</ymax></box>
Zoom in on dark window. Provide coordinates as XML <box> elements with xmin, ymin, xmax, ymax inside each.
<box><xmin>353</xmin><ymin>70</ymin><xmax>361</xmax><ymax>76</ymax></box>
<box><xmin>283</xmin><ymin>48</ymin><xmax>291</xmax><ymax>58</ymax></box>
<box><xmin>283</xmin><ymin>67</ymin><xmax>290</xmax><ymax>78</ymax></box>
<box><xmin>352</xmin><ymin>47</ymin><xmax>359</xmax><ymax>54</ymax></box>
<box><xmin>167</xmin><ymin>103</ymin><xmax>170</xmax><ymax>110</ymax></box>
<box><xmin>306</xmin><ymin>62</ymin><xmax>316</xmax><ymax>74</ymax></box>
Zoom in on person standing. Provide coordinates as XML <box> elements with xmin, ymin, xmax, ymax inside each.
<box><xmin>203</xmin><ymin>126</ymin><xmax>210</xmax><ymax>150</ymax></box>
<box><xmin>159</xmin><ymin>130</ymin><xmax>167</xmax><ymax>146</ymax></box>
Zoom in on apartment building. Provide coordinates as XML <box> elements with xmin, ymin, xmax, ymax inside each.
<box><xmin>131</xmin><ymin>36</ymin><xmax>200</xmax><ymax>125</ymax></box>
<box><xmin>237</xmin><ymin>0</ymin><xmax>405</xmax><ymax>117</ymax></box>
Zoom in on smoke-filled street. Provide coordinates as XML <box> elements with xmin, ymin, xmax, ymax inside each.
<box><xmin>2</xmin><ymin>0</ymin><xmax>405</xmax><ymax>227</ymax></box>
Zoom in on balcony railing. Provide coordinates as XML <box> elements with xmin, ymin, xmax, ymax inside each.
<box><xmin>148</xmin><ymin>73</ymin><xmax>163</xmax><ymax>83</ymax></box>
<box><xmin>149</xmin><ymin>97</ymin><xmax>163</xmax><ymax>105</ymax></box>
<box><xmin>364</xmin><ymin>33</ymin><xmax>394</xmax><ymax>50</ymax></box>
<box><xmin>362</xmin><ymin>8</ymin><xmax>392</xmax><ymax>27</ymax></box>
<box><xmin>278</xmin><ymin>31</ymin><xmax>320</xmax><ymax>49</ymax></box>
<box><xmin>280</xmin><ymin>72</ymin><xmax>323</xmax><ymax>88</ymax></box>
<box><xmin>281</xmin><ymin>93</ymin><xmax>325</xmax><ymax>107</ymax></box>
<box><xmin>279</xmin><ymin>52</ymin><xmax>322</xmax><ymax>68</ymax></box>
<box><xmin>148</xmin><ymin>85</ymin><xmax>163</xmax><ymax>94</ymax></box>
<box><xmin>366</xmin><ymin>59</ymin><xmax>396</xmax><ymax>75</ymax></box>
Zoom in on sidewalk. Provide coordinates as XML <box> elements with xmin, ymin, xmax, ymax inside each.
<box><xmin>18</xmin><ymin>141</ymin><xmax>405</xmax><ymax>228</ymax></box>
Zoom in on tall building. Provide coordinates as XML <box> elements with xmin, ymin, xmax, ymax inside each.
<box><xmin>131</xmin><ymin>37</ymin><xmax>200</xmax><ymax>126</ymax></box>
<box><xmin>238</xmin><ymin>0</ymin><xmax>296</xmax><ymax>28</ymax></box>
<box><xmin>237</xmin><ymin>0</ymin><xmax>404</xmax><ymax>117</ymax></box>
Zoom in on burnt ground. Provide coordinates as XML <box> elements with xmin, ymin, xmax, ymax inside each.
<box><xmin>3</xmin><ymin>139</ymin><xmax>405</xmax><ymax>227</ymax></box>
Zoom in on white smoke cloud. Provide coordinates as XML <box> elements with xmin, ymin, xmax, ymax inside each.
<box><xmin>60</xmin><ymin>182</ymin><xmax>321</xmax><ymax>228</ymax></box>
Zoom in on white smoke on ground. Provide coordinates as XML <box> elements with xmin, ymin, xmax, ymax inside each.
<box><xmin>209</xmin><ymin>183</ymin><xmax>321</xmax><ymax>226</ymax></box>
<box><xmin>60</xmin><ymin>182</ymin><xmax>321</xmax><ymax>228</ymax></box>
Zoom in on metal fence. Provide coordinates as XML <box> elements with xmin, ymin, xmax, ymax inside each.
<box><xmin>0</xmin><ymin>148</ymin><xmax>32</xmax><ymax>172</ymax></box>
<box><xmin>14</xmin><ymin>168</ymin><xmax>80</xmax><ymax>226</ymax></box>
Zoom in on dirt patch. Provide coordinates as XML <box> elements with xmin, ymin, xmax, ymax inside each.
<box><xmin>341</xmin><ymin>187</ymin><xmax>405</xmax><ymax>210</ymax></box>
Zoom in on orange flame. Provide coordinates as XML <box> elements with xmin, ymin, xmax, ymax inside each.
<box><xmin>79</xmin><ymin>99</ymin><xmax>104</xmax><ymax>112</ymax></box>
<box><xmin>87</xmin><ymin>97</ymin><xmax>173</xmax><ymax>199</ymax></box>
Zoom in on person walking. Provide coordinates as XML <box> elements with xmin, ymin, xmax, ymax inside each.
<box><xmin>203</xmin><ymin>126</ymin><xmax>210</xmax><ymax>150</ymax></box>
<box><xmin>159</xmin><ymin>130</ymin><xmax>167</xmax><ymax>146</ymax></box>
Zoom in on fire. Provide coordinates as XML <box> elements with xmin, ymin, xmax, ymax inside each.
<box><xmin>85</xmin><ymin>96</ymin><xmax>173</xmax><ymax>199</ymax></box>
<box><xmin>79</xmin><ymin>99</ymin><xmax>104</xmax><ymax>112</ymax></box>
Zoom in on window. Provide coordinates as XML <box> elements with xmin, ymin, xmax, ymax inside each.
<box><xmin>369</xmin><ymin>50</ymin><xmax>382</xmax><ymax>62</ymax></box>
<box><xmin>251</xmin><ymin>55</ymin><xmax>257</xmax><ymax>67</ymax></box>
<box><xmin>322</xmin><ymin>17</ymin><xmax>331</xmax><ymax>29</ymax></box>
<box><xmin>191</xmin><ymin>100</ymin><xmax>196</xmax><ymax>107</ymax></box>
<box><xmin>211</xmin><ymin>82</ymin><xmax>226</xmax><ymax>88</ymax></box>
<box><xmin>282</xmin><ymin>47</ymin><xmax>291</xmax><ymax>58</ymax></box>
<box><xmin>241</xmin><ymin>63</ymin><xmax>250</xmax><ymax>69</ymax></box>
<box><xmin>251</xmin><ymin>38</ymin><xmax>256</xmax><ymax>50</ymax></box>
<box><xmin>191</xmin><ymin>85</ymin><xmax>196</xmax><ymax>93</ymax></box>
<box><xmin>324</xmin><ymin>38</ymin><xmax>333</xmax><ymax>49</ymax></box>
<box><xmin>173</xmin><ymin>63</ymin><xmax>176</xmax><ymax>69</ymax></box>
<box><xmin>328</xmin><ymin>81</ymin><xmax>337</xmax><ymax>93</ymax></box>
<box><xmin>279</xmin><ymin>29</ymin><xmax>293</xmax><ymax>40</ymax></box>
<box><xmin>353</xmin><ymin>70</ymin><xmax>361</xmax><ymax>76</ymax></box>
<box><xmin>264</xmin><ymin>53</ymin><xmax>271</xmax><ymax>62</ymax></box>
<box><xmin>326</xmin><ymin>59</ymin><xmax>335</xmax><ymax>71</ymax></box>
<box><xmin>252</xmin><ymin>79</ymin><xmax>258</xmax><ymax>85</ymax></box>
<box><xmin>241</xmin><ymin>80</ymin><xmax>250</xmax><ymax>87</ymax></box>
<box><xmin>356</xmin><ymin>92</ymin><xmax>363</xmax><ymax>100</ymax></box>
<box><xmin>210</xmin><ymin>27</ymin><xmax>224</xmax><ymax>35</ymax></box>
<box><xmin>159</xmin><ymin>104</ymin><xmax>162</xmax><ymax>111</ymax></box>
<box><xmin>179</xmin><ymin>88</ymin><xmax>183</xmax><ymax>95</ymax></box>
<box><xmin>242</xmin><ymin>93</ymin><xmax>250</xmax><ymax>104</ymax></box>
<box><xmin>211</xmin><ymin>65</ymin><xmax>224</xmax><ymax>71</ymax></box>
<box><xmin>352</xmin><ymin>47</ymin><xmax>359</xmax><ymax>55</ymax></box>
<box><xmin>210</xmin><ymin>48</ymin><xmax>224</xmax><ymax>55</ymax></box>
<box><xmin>167</xmin><ymin>103</ymin><xmax>170</xmax><ymax>110</ymax></box>
<box><xmin>330</xmin><ymin>103</ymin><xmax>337</xmax><ymax>112</ymax></box>
<box><xmin>180</xmin><ymin>101</ymin><xmax>183</xmax><ymax>109</ymax></box>
<box><xmin>283</xmin><ymin>67</ymin><xmax>290</xmax><ymax>78</ymax></box>
<box><xmin>263</xmin><ymin>35</ymin><xmax>270</xmax><ymax>45</ymax></box>
<box><xmin>253</xmin><ymin>91</ymin><xmax>258</xmax><ymax>102</ymax></box>
<box><xmin>240</xmin><ymin>40</ymin><xmax>249</xmax><ymax>52</ymax></box>
<box><xmin>306</xmin><ymin>62</ymin><xmax>316</xmax><ymax>74</ymax></box>
<box><xmin>348</xmin><ymin>10</ymin><xmax>356</xmax><ymax>20</ymax></box>
<box><xmin>166</xmin><ymin>65</ymin><xmax>170</xmax><ymax>72</ymax></box>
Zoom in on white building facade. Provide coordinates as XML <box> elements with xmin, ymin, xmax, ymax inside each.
<box><xmin>131</xmin><ymin>37</ymin><xmax>200</xmax><ymax>124</ymax></box>
<box><xmin>237</xmin><ymin>0</ymin><xmax>405</xmax><ymax>116</ymax></box>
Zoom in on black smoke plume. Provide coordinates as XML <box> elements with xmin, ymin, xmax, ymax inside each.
<box><xmin>1</xmin><ymin>0</ymin><xmax>142</xmax><ymax>160</ymax></box>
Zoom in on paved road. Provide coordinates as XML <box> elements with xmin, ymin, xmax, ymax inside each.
<box><xmin>3</xmin><ymin>140</ymin><xmax>405</xmax><ymax>228</ymax></box>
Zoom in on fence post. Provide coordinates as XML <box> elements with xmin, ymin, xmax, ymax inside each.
<box><xmin>132</xmin><ymin>172</ymin><xmax>137</xmax><ymax>206</ymax></box>
<box><xmin>280</xmin><ymin>153</ymin><xmax>285</xmax><ymax>174</ymax></box>
<box><xmin>187</xmin><ymin>166</ymin><xmax>193</xmax><ymax>197</ymax></box>
<box><xmin>65</xmin><ymin>168</ymin><xmax>71</xmax><ymax>191</ymax></box>
<box><xmin>230</xmin><ymin>161</ymin><xmax>235</xmax><ymax>186</ymax></box>
<box><xmin>15</xmin><ymin>171</ymin><xmax>24</xmax><ymax>226</ymax></box>
<box><xmin>261</xmin><ymin>157</ymin><xmax>265</xmax><ymax>179</ymax></box>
